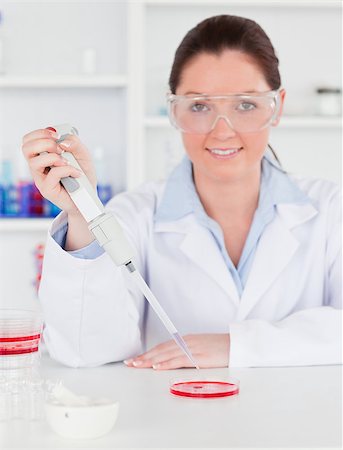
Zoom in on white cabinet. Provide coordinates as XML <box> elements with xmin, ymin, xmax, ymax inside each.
<box><xmin>0</xmin><ymin>0</ymin><xmax>341</xmax><ymax>307</ymax></box>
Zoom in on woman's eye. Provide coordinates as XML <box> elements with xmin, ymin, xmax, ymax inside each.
<box><xmin>237</xmin><ymin>102</ymin><xmax>256</xmax><ymax>111</ymax></box>
<box><xmin>190</xmin><ymin>103</ymin><xmax>210</xmax><ymax>112</ymax></box>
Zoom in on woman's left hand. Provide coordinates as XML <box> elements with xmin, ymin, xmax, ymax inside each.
<box><xmin>124</xmin><ymin>334</ymin><xmax>230</xmax><ymax>370</ymax></box>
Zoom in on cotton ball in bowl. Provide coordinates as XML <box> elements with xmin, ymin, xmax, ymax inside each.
<box><xmin>44</xmin><ymin>385</ymin><xmax>119</xmax><ymax>439</ymax></box>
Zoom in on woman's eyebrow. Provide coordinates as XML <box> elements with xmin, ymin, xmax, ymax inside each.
<box><xmin>183</xmin><ymin>91</ymin><xmax>203</xmax><ymax>95</ymax></box>
<box><xmin>182</xmin><ymin>90</ymin><xmax>261</xmax><ymax>95</ymax></box>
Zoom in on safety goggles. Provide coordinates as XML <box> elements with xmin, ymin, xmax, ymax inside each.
<box><xmin>167</xmin><ymin>90</ymin><xmax>281</xmax><ymax>134</ymax></box>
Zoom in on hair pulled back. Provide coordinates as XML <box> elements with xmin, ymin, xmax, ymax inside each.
<box><xmin>169</xmin><ymin>15</ymin><xmax>281</xmax><ymax>93</ymax></box>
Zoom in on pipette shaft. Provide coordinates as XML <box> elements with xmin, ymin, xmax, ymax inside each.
<box><xmin>53</xmin><ymin>124</ymin><xmax>199</xmax><ymax>369</ymax></box>
<box><xmin>126</xmin><ymin>264</ymin><xmax>200</xmax><ymax>369</ymax></box>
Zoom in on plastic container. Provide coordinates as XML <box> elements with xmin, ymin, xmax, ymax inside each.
<box><xmin>0</xmin><ymin>310</ymin><xmax>45</xmax><ymax>422</ymax></box>
<box><xmin>169</xmin><ymin>376</ymin><xmax>240</xmax><ymax>399</ymax></box>
<box><xmin>0</xmin><ymin>372</ymin><xmax>45</xmax><ymax>421</ymax></box>
<box><xmin>316</xmin><ymin>87</ymin><xmax>342</xmax><ymax>116</ymax></box>
<box><xmin>0</xmin><ymin>309</ymin><xmax>43</xmax><ymax>370</ymax></box>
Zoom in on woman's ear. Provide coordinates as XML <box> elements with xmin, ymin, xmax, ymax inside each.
<box><xmin>271</xmin><ymin>88</ymin><xmax>286</xmax><ymax>127</ymax></box>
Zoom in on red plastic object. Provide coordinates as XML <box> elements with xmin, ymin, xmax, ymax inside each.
<box><xmin>170</xmin><ymin>380</ymin><xmax>239</xmax><ymax>398</ymax></box>
<box><xmin>0</xmin><ymin>333</ymin><xmax>41</xmax><ymax>355</ymax></box>
<box><xmin>0</xmin><ymin>347</ymin><xmax>39</xmax><ymax>355</ymax></box>
<box><xmin>0</xmin><ymin>334</ymin><xmax>41</xmax><ymax>342</ymax></box>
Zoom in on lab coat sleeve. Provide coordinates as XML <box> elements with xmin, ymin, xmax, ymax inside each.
<box><xmin>229</xmin><ymin>188</ymin><xmax>342</xmax><ymax>367</ymax></box>
<box><xmin>229</xmin><ymin>306</ymin><xmax>342</xmax><ymax>367</ymax></box>
<box><xmin>39</xmin><ymin>197</ymin><xmax>148</xmax><ymax>368</ymax></box>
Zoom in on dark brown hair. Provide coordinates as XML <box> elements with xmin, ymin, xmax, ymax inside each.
<box><xmin>169</xmin><ymin>15</ymin><xmax>281</xmax><ymax>93</ymax></box>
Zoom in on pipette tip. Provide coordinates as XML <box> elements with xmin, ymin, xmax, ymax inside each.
<box><xmin>172</xmin><ymin>332</ymin><xmax>200</xmax><ymax>370</ymax></box>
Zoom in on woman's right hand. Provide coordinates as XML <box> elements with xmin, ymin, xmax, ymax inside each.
<box><xmin>21</xmin><ymin>127</ymin><xmax>97</xmax><ymax>216</ymax></box>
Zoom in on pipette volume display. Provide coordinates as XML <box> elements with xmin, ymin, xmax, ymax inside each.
<box><xmin>53</xmin><ymin>124</ymin><xmax>199</xmax><ymax>370</ymax></box>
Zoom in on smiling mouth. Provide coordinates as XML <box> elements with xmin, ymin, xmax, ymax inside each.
<box><xmin>207</xmin><ymin>147</ymin><xmax>243</xmax><ymax>156</ymax></box>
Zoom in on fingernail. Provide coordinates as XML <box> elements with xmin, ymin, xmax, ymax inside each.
<box><xmin>58</xmin><ymin>140</ymin><xmax>72</xmax><ymax>149</ymax></box>
<box><xmin>152</xmin><ymin>364</ymin><xmax>160</xmax><ymax>370</ymax></box>
<box><xmin>45</xmin><ymin>127</ymin><xmax>58</xmax><ymax>138</ymax></box>
<box><xmin>132</xmin><ymin>360</ymin><xmax>142</xmax><ymax>367</ymax></box>
<box><xmin>46</xmin><ymin>130</ymin><xmax>58</xmax><ymax>139</ymax></box>
<box><xmin>124</xmin><ymin>359</ymin><xmax>133</xmax><ymax>365</ymax></box>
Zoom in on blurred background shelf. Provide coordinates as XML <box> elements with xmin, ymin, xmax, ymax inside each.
<box><xmin>144</xmin><ymin>115</ymin><xmax>342</xmax><ymax>128</ymax></box>
<box><xmin>0</xmin><ymin>218</ymin><xmax>53</xmax><ymax>232</ymax></box>
<box><xmin>0</xmin><ymin>75</ymin><xmax>128</xmax><ymax>88</ymax></box>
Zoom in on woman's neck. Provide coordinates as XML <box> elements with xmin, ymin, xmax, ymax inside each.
<box><xmin>193</xmin><ymin>168</ymin><xmax>261</xmax><ymax>221</ymax></box>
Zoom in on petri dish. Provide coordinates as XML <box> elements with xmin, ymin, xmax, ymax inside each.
<box><xmin>170</xmin><ymin>377</ymin><xmax>239</xmax><ymax>399</ymax></box>
<box><xmin>0</xmin><ymin>309</ymin><xmax>43</xmax><ymax>370</ymax></box>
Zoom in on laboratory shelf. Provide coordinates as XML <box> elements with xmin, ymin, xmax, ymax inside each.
<box><xmin>144</xmin><ymin>115</ymin><xmax>342</xmax><ymax>129</ymax></box>
<box><xmin>280</xmin><ymin>116</ymin><xmax>342</xmax><ymax>128</ymax></box>
<box><xmin>0</xmin><ymin>75</ymin><xmax>128</xmax><ymax>88</ymax></box>
<box><xmin>0</xmin><ymin>218</ymin><xmax>53</xmax><ymax>232</ymax></box>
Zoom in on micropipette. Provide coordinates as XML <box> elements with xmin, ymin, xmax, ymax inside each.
<box><xmin>53</xmin><ymin>124</ymin><xmax>199</xmax><ymax>370</ymax></box>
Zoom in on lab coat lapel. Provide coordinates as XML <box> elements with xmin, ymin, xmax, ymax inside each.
<box><xmin>180</xmin><ymin>226</ymin><xmax>240</xmax><ymax>306</ymax></box>
<box><xmin>154</xmin><ymin>218</ymin><xmax>240</xmax><ymax>307</ymax></box>
<box><xmin>237</xmin><ymin>203</ymin><xmax>318</xmax><ymax>320</ymax></box>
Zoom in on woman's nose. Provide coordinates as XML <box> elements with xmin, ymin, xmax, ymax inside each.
<box><xmin>210</xmin><ymin>115</ymin><xmax>237</xmax><ymax>139</ymax></box>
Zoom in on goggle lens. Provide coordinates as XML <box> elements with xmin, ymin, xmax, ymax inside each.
<box><xmin>168</xmin><ymin>92</ymin><xmax>280</xmax><ymax>134</ymax></box>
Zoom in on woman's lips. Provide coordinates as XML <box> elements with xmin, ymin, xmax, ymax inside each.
<box><xmin>206</xmin><ymin>147</ymin><xmax>243</xmax><ymax>159</ymax></box>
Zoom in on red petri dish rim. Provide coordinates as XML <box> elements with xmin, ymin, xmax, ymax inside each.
<box><xmin>170</xmin><ymin>380</ymin><xmax>239</xmax><ymax>398</ymax></box>
<box><xmin>0</xmin><ymin>333</ymin><xmax>41</xmax><ymax>343</ymax></box>
<box><xmin>0</xmin><ymin>346</ymin><xmax>39</xmax><ymax>355</ymax></box>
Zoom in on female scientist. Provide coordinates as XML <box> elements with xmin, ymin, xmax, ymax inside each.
<box><xmin>22</xmin><ymin>15</ymin><xmax>341</xmax><ymax>369</ymax></box>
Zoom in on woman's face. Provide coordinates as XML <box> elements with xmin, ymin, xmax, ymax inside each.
<box><xmin>175</xmin><ymin>50</ymin><xmax>285</xmax><ymax>185</ymax></box>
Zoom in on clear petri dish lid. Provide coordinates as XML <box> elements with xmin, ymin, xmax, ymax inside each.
<box><xmin>169</xmin><ymin>376</ymin><xmax>239</xmax><ymax>399</ymax></box>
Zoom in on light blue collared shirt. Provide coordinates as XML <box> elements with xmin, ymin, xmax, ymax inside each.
<box><xmin>53</xmin><ymin>151</ymin><xmax>309</xmax><ymax>296</ymax></box>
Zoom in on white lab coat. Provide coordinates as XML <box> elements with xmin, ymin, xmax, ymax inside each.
<box><xmin>39</xmin><ymin>175</ymin><xmax>342</xmax><ymax>368</ymax></box>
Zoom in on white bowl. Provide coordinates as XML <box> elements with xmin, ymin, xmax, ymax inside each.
<box><xmin>44</xmin><ymin>400</ymin><xmax>120</xmax><ymax>439</ymax></box>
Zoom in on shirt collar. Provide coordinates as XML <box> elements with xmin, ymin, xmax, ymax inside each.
<box><xmin>154</xmin><ymin>150</ymin><xmax>310</xmax><ymax>223</ymax></box>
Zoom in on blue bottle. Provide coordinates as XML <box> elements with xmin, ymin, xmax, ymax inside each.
<box><xmin>0</xmin><ymin>159</ymin><xmax>19</xmax><ymax>216</ymax></box>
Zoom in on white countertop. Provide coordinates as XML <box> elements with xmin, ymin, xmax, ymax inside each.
<box><xmin>1</xmin><ymin>352</ymin><xmax>341</xmax><ymax>449</ymax></box>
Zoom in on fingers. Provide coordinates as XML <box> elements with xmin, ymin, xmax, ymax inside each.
<box><xmin>125</xmin><ymin>351</ymin><xmax>195</xmax><ymax>370</ymax></box>
<box><xmin>152</xmin><ymin>355</ymin><xmax>193</xmax><ymax>371</ymax></box>
<box><xmin>29</xmin><ymin>151</ymin><xmax>69</xmax><ymax>176</ymax></box>
<box><xmin>126</xmin><ymin>347</ymin><xmax>181</xmax><ymax>369</ymax></box>
<box><xmin>124</xmin><ymin>336</ymin><xmax>198</xmax><ymax>370</ymax></box>
<box><xmin>22</xmin><ymin>127</ymin><xmax>97</xmax><ymax>188</ymax></box>
<box><xmin>26</xmin><ymin>143</ymin><xmax>80</xmax><ymax>190</ymax></box>
<box><xmin>22</xmin><ymin>136</ymin><xmax>61</xmax><ymax>160</ymax></box>
<box><xmin>37</xmin><ymin>165</ymin><xmax>82</xmax><ymax>197</ymax></box>
<box><xmin>22</xmin><ymin>128</ymin><xmax>58</xmax><ymax>146</ymax></box>
<box><xmin>124</xmin><ymin>334</ymin><xmax>230</xmax><ymax>371</ymax></box>
<box><xmin>57</xmin><ymin>134</ymin><xmax>88</xmax><ymax>160</ymax></box>
<box><xmin>22</xmin><ymin>128</ymin><xmax>87</xmax><ymax>162</ymax></box>
<box><xmin>124</xmin><ymin>339</ymin><xmax>179</xmax><ymax>367</ymax></box>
